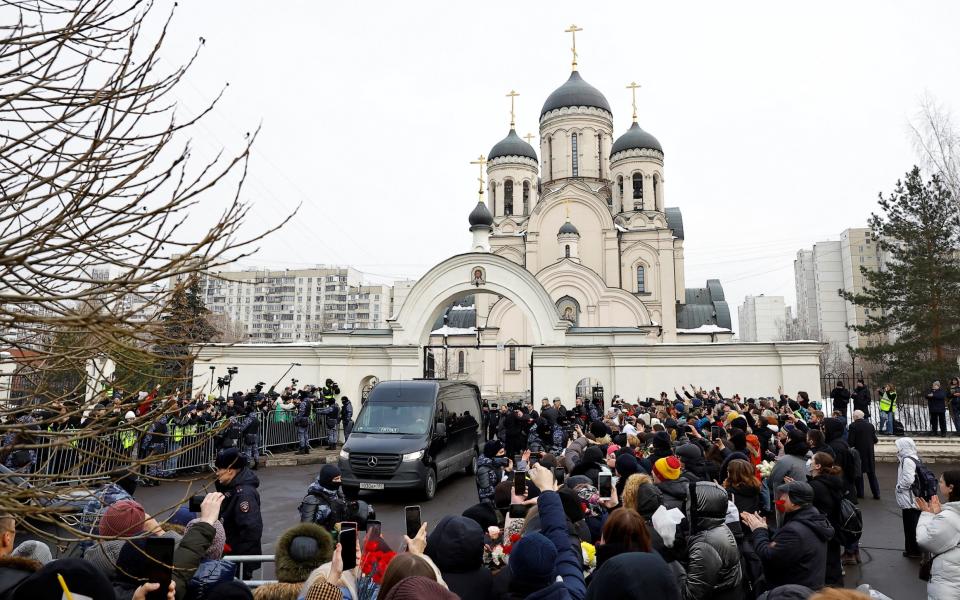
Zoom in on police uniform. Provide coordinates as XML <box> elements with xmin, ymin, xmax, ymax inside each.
<box><xmin>315</xmin><ymin>400</ymin><xmax>339</xmax><ymax>449</ymax></box>
<box><xmin>215</xmin><ymin>449</ymin><xmax>263</xmax><ymax>579</ymax></box>
<box><xmin>238</xmin><ymin>411</ymin><xmax>260</xmax><ymax>468</ymax></box>
<box><xmin>295</xmin><ymin>396</ymin><xmax>312</xmax><ymax>454</ymax></box>
<box><xmin>143</xmin><ymin>415</ymin><xmax>169</xmax><ymax>479</ymax></box>
<box><xmin>340</xmin><ymin>397</ymin><xmax>354</xmax><ymax>442</ymax></box>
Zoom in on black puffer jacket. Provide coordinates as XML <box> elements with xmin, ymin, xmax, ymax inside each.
<box><xmin>752</xmin><ymin>506</ymin><xmax>835</xmax><ymax>590</ymax></box>
<box><xmin>680</xmin><ymin>482</ymin><xmax>744</xmax><ymax>600</ymax></box>
<box><xmin>425</xmin><ymin>516</ymin><xmax>493</xmax><ymax>600</ymax></box>
<box><xmin>658</xmin><ymin>479</ymin><xmax>690</xmax><ymax>511</ymax></box>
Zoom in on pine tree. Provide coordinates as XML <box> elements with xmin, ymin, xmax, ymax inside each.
<box><xmin>841</xmin><ymin>167</ymin><xmax>960</xmax><ymax>386</ymax></box>
<box><xmin>156</xmin><ymin>275</ymin><xmax>218</xmax><ymax>388</ymax></box>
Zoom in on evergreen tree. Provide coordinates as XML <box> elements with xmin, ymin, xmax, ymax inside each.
<box><xmin>841</xmin><ymin>167</ymin><xmax>960</xmax><ymax>386</ymax></box>
<box><xmin>156</xmin><ymin>275</ymin><xmax>218</xmax><ymax>388</ymax></box>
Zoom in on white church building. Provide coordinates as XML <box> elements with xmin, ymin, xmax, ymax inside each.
<box><xmin>194</xmin><ymin>40</ymin><xmax>821</xmax><ymax>404</ymax></box>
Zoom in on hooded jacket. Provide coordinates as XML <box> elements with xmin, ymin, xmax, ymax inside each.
<box><xmin>253</xmin><ymin>523</ymin><xmax>333</xmax><ymax>600</ymax></box>
<box><xmin>822</xmin><ymin>419</ymin><xmax>857</xmax><ymax>493</ymax></box>
<box><xmin>752</xmin><ymin>506</ymin><xmax>835</xmax><ymax>590</ymax></box>
<box><xmin>0</xmin><ymin>556</ymin><xmax>40</xmax><ymax>599</ymax></box>
<box><xmin>425</xmin><ymin>516</ymin><xmax>493</xmax><ymax>600</ymax></box>
<box><xmin>680</xmin><ymin>482</ymin><xmax>743</xmax><ymax>600</ymax></box>
<box><xmin>917</xmin><ymin>501</ymin><xmax>960</xmax><ymax>600</ymax></box>
<box><xmin>896</xmin><ymin>437</ymin><xmax>919</xmax><ymax>509</ymax></box>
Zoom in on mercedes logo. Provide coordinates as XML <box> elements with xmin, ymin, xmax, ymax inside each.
<box><xmin>367</xmin><ymin>456</ymin><xmax>379</xmax><ymax>468</ymax></box>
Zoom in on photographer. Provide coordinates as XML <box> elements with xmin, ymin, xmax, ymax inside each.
<box><xmin>294</xmin><ymin>390</ymin><xmax>312</xmax><ymax>454</ymax></box>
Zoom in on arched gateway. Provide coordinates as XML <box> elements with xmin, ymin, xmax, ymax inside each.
<box><xmin>389</xmin><ymin>252</ymin><xmax>569</xmax><ymax>347</ymax></box>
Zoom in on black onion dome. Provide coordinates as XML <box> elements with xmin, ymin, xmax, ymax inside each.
<box><xmin>540</xmin><ymin>71</ymin><xmax>611</xmax><ymax>118</ymax></box>
<box><xmin>489</xmin><ymin>129</ymin><xmax>537</xmax><ymax>161</ymax></box>
<box><xmin>558</xmin><ymin>221</ymin><xmax>580</xmax><ymax>236</ymax></box>
<box><xmin>469</xmin><ymin>200</ymin><xmax>494</xmax><ymax>228</ymax></box>
<box><xmin>611</xmin><ymin>122</ymin><xmax>663</xmax><ymax>156</ymax></box>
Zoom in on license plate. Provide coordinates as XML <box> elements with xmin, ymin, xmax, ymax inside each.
<box><xmin>359</xmin><ymin>482</ymin><xmax>384</xmax><ymax>490</ymax></box>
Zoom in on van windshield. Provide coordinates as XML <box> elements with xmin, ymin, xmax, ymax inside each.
<box><xmin>353</xmin><ymin>402</ymin><xmax>434</xmax><ymax>435</ymax></box>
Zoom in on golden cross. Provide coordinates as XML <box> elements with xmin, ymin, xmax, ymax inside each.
<box><xmin>524</xmin><ymin>132</ymin><xmax>535</xmax><ymax>145</ymax></box>
<box><xmin>506</xmin><ymin>90</ymin><xmax>519</xmax><ymax>128</ymax></box>
<box><xmin>564</xmin><ymin>24</ymin><xmax>583</xmax><ymax>70</ymax></box>
<box><xmin>626</xmin><ymin>81</ymin><xmax>641</xmax><ymax>123</ymax></box>
<box><xmin>470</xmin><ymin>155</ymin><xmax>488</xmax><ymax>202</ymax></box>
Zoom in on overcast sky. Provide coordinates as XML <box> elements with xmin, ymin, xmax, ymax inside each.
<box><xmin>157</xmin><ymin>1</ymin><xmax>960</xmax><ymax>332</ymax></box>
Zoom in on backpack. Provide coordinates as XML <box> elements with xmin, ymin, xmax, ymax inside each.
<box><xmin>908</xmin><ymin>457</ymin><xmax>939</xmax><ymax>501</ymax></box>
<box><xmin>835</xmin><ymin>495</ymin><xmax>863</xmax><ymax>546</ymax></box>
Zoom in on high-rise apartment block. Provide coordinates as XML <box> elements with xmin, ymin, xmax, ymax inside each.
<box><xmin>737</xmin><ymin>295</ymin><xmax>787</xmax><ymax>342</ymax></box>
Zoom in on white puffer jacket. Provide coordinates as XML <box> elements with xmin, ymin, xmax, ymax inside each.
<box><xmin>917</xmin><ymin>502</ymin><xmax>960</xmax><ymax>600</ymax></box>
<box><xmin>896</xmin><ymin>437</ymin><xmax>919</xmax><ymax>509</ymax></box>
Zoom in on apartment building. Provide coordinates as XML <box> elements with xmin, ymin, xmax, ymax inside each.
<box><xmin>737</xmin><ymin>295</ymin><xmax>786</xmax><ymax>342</ymax></box>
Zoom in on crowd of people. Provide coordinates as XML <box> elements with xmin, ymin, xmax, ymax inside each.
<box><xmin>4</xmin><ymin>382</ymin><xmax>960</xmax><ymax>599</ymax></box>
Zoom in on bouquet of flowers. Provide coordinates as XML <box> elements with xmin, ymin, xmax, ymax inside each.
<box><xmin>356</xmin><ymin>536</ymin><xmax>396</xmax><ymax>600</ymax></box>
<box><xmin>484</xmin><ymin>544</ymin><xmax>507</xmax><ymax>568</ymax></box>
<box><xmin>758</xmin><ymin>460</ymin><xmax>775</xmax><ymax>479</ymax></box>
<box><xmin>581</xmin><ymin>542</ymin><xmax>596</xmax><ymax>573</ymax></box>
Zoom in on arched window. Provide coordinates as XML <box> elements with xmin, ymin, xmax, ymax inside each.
<box><xmin>565</xmin><ymin>245</ymin><xmax>571</xmax><ymax>258</ymax></box>
<box><xmin>547</xmin><ymin>136</ymin><xmax>553</xmax><ymax>180</ymax></box>
<box><xmin>617</xmin><ymin>175</ymin><xmax>624</xmax><ymax>199</ymax></box>
<box><xmin>637</xmin><ymin>265</ymin><xmax>646</xmax><ymax>293</ymax></box>
<box><xmin>632</xmin><ymin>172</ymin><xmax>644</xmax><ymax>204</ymax></box>
<box><xmin>504</xmin><ymin>179</ymin><xmax>513</xmax><ymax>215</ymax></box>
<box><xmin>508</xmin><ymin>346</ymin><xmax>517</xmax><ymax>371</ymax></box>
<box><xmin>571</xmin><ymin>133</ymin><xmax>579</xmax><ymax>177</ymax></box>
<box><xmin>490</xmin><ymin>183</ymin><xmax>496</xmax><ymax>215</ymax></box>
<box><xmin>522</xmin><ymin>181</ymin><xmax>530</xmax><ymax>215</ymax></box>
<box><xmin>597</xmin><ymin>133</ymin><xmax>603</xmax><ymax>175</ymax></box>
<box><xmin>653</xmin><ymin>174</ymin><xmax>659</xmax><ymax>208</ymax></box>
<box><xmin>458</xmin><ymin>351</ymin><xmax>465</xmax><ymax>374</ymax></box>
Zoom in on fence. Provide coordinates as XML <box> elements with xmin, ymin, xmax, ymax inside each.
<box><xmin>32</xmin><ymin>410</ymin><xmax>329</xmax><ymax>483</ymax></box>
<box><xmin>818</xmin><ymin>374</ymin><xmax>957</xmax><ymax>435</ymax></box>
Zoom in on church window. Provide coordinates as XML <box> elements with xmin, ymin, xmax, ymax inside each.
<box><xmin>617</xmin><ymin>175</ymin><xmax>624</xmax><ymax>199</ymax></box>
<box><xmin>458</xmin><ymin>351</ymin><xmax>465</xmax><ymax>374</ymax></box>
<box><xmin>504</xmin><ymin>179</ymin><xmax>514</xmax><ymax>215</ymax></box>
<box><xmin>571</xmin><ymin>133</ymin><xmax>579</xmax><ymax>176</ymax></box>
<box><xmin>522</xmin><ymin>181</ymin><xmax>530</xmax><ymax>215</ymax></box>
<box><xmin>637</xmin><ymin>266</ymin><xmax>646</xmax><ymax>293</ymax></box>
<box><xmin>653</xmin><ymin>174</ymin><xmax>659</xmax><ymax>208</ymax></box>
<box><xmin>490</xmin><ymin>183</ymin><xmax>496</xmax><ymax>214</ymax></box>
<box><xmin>547</xmin><ymin>136</ymin><xmax>553</xmax><ymax>180</ymax></box>
<box><xmin>597</xmin><ymin>133</ymin><xmax>603</xmax><ymax>175</ymax></box>
<box><xmin>508</xmin><ymin>346</ymin><xmax>517</xmax><ymax>371</ymax></box>
<box><xmin>633</xmin><ymin>172</ymin><xmax>644</xmax><ymax>205</ymax></box>
<box><xmin>565</xmin><ymin>245</ymin><xmax>570</xmax><ymax>258</ymax></box>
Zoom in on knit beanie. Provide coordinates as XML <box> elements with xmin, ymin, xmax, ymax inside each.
<box><xmin>675</xmin><ymin>443</ymin><xmax>703</xmax><ymax>462</ymax></box>
<box><xmin>724</xmin><ymin>411</ymin><xmax>740</xmax><ymax>424</ymax></box>
<box><xmin>483</xmin><ymin>440</ymin><xmax>504</xmax><ymax>458</ymax></box>
<box><xmin>10</xmin><ymin>540</ymin><xmax>52</xmax><ymax>564</ymax></box>
<box><xmin>209</xmin><ymin>580</ymin><xmax>254</xmax><ymax>599</ymax></box>
<box><xmin>316</xmin><ymin>464</ymin><xmax>342</xmax><ymax>489</ymax></box>
<box><xmin>169</xmin><ymin>506</ymin><xmax>196</xmax><ymax>527</ymax></box>
<box><xmin>462</xmin><ymin>503</ymin><xmax>499</xmax><ymax>532</ymax></box>
<box><xmin>615</xmin><ymin>453</ymin><xmax>639</xmax><ymax>478</ymax></box>
<box><xmin>582</xmin><ymin>445</ymin><xmax>604</xmax><ymax>466</ymax></box>
<box><xmin>99</xmin><ymin>499</ymin><xmax>146</xmax><ymax>537</ymax></box>
<box><xmin>653</xmin><ymin>456</ymin><xmax>681</xmax><ymax>481</ymax></box>
<box><xmin>187</xmin><ymin>518</ymin><xmax>226</xmax><ymax>559</ymax></box>
<box><xmin>589</xmin><ymin>421</ymin><xmax>607</xmax><ymax>438</ymax></box>
<box><xmin>729</xmin><ymin>429</ymin><xmax>747</xmax><ymax>452</ymax></box>
<box><xmin>509</xmin><ymin>532</ymin><xmax>557</xmax><ymax>587</ymax></box>
<box><xmin>651</xmin><ymin>432</ymin><xmax>672</xmax><ymax>454</ymax></box>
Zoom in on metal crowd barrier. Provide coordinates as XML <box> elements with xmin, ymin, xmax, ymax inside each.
<box><xmin>23</xmin><ymin>410</ymin><xmax>329</xmax><ymax>482</ymax></box>
<box><xmin>223</xmin><ymin>554</ymin><xmax>277</xmax><ymax>588</ymax></box>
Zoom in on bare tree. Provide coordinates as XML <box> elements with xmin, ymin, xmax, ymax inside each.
<box><xmin>909</xmin><ymin>93</ymin><xmax>960</xmax><ymax>206</ymax></box>
<box><xmin>209</xmin><ymin>311</ymin><xmax>247</xmax><ymax>344</ymax></box>
<box><xmin>0</xmin><ymin>0</ymin><xmax>293</xmax><ymax>538</ymax></box>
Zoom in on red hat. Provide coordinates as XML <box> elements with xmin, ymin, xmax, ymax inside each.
<box><xmin>99</xmin><ymin>499</ymin><xmax>146</xmax><ymax>537</ymax></box>
<box><xmin>606</xmin><ymin>444</ymin><xmax>621</xmax><ymax>457</ymax></box>
<box><xmin>653</xmin><ymin>456</ymin><xmax>682</xmax><ymax>481</ymax></box>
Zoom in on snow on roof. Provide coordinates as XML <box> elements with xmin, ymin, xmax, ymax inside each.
<box><xmin>430</xmin><ymin>326</ymin><xmax>477</xmax><ymax>336</ymax></box>
<box><xmin>450</xmin><ymin>304</ymin><xmax>475</xmax><ymax>311</ymax></box>
<box><xmin>676</xmin><ymin>324</ymin><xmax>732</xmax><ymax>334</ymax></box>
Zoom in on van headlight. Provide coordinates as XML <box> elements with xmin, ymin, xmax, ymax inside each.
<box><xmin>339</xmin><ymin>449</ymin><xmax>349</xmax><ymax>460</ymax></box>
<box><xmin>402</xmin><ymin>450</ymin><xmax>424</xmax><ymax>462</ymax></box>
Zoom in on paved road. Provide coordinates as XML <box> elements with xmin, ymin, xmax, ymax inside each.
<box><xmin>137</xmin><ymin>461</ymin><xmax>936</xmax><ymax>596</ymax></box>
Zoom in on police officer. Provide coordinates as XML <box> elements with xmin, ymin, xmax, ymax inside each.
<box><xmin>298</xmin><ymin>463</ymin><xmax>348</xmax><ymax>534</ymax></box>
<box><xmin>141</xmin><ymin>411</ymin><xmax>168</xmax><ymax>484</ymax></box>
<box><xmin>340</xmin><ymin>396</ymin><xmax>354</xmax><ymax>442</ymax></box>
<box><xmin>238</xmin><ymin>406</ymin><xmax>261</xmax><ymax>469</ymax></box>
<box><xmin>214</xmin><ymin>448</ymin><xmax>262</xmax><ymax>580</ymax></box>
<box><xmin>294</xmin><ymin>391</ymin><xmax>312</xmax><ymax>454</ymax></box>
<box><xmin>315</xmin><ymin>395</ymin><xmax>339</xmax><ymax>449</ymax></box>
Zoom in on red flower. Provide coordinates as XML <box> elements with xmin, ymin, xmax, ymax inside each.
<box><xmin>360</xmin><ymin>549</ymin><xmax>396</xmax><ymax>584</ymax></box>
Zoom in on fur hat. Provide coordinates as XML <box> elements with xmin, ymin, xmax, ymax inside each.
<box><xmin>275</xmin><ymin>523</ymin><xmax>335</xmax><ymax>583</ymax></box>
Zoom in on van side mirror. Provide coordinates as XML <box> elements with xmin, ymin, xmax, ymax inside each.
<box><xmin>434</xmin><ymin>423</ymin><xmax>446</xmax><ymax>438</ymax></box>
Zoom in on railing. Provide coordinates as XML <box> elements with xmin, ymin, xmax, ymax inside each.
<box><xmin>223</xmin><ymin>554</ymin><xmax>276</xmax><ymax>587</ymax></box>
<box><xmin>818</xmin><ymin>374</ymin><xmax>956</xmax><ymax>434</ymax></box>
<box><xmin>28</xmin><ymin>410</ymin><xmax>330</xmax><ymax>483</ymax></box>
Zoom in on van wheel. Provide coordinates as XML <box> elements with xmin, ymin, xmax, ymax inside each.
<box><xmin>423</xmin><ymin>468</ymin><xmax>437</xmax><ymax>500</ymax></box>
<box><xmin>465</xmin><ymin>451</ymin><xmax>477</xmax><ymax>475</ymax></box>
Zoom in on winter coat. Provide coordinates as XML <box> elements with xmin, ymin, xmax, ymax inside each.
<box><xmin>829</xmin><ymin>386</ymin><xmax>850</xmax><ymax>416</ymax></box>
<box><xmin>173</xmin><ymin>521</ymin><xmax>217</xmax><ymax>600</ymax></box>
<box><xmin>752</xmin><ymin>506</ymin><xmax>835</xmax><ymax>590</ymax></box>
<box><xmin>300</xmin><ymin>478</ymin><xmax>348</xmax><ymax>532</ymax></box>
<box><xmin>896</xmin><ymin>438</ymin><xmax>919</xmax><ymax>509</ymax></box>
<box><xmin>0</xmin><ymin>556</ymin><xmax>40</xmax><ymax>599</ymax></box>
<box><xmin>425</xmin><ymin>516</ymin><xmax>493</xmax><ymax>600</ymax></box>
<box><xmin>253</xmin><ymin>523</ymin><xmax>333</xmax><ymax>600</ymax></box>
<box><xmin>562</xmin><ymin>437</ymin><xmax>589</xmax><ymax>473</ymax></box>
<box><xmin>585</xmin><ymin>552</ymin><xmax>681</xmax><ymax>600</ymax></box>
<box><xmin>728</xmin><ymin>484</ymin><xmax>761</xmax><ymax>516</ymax></box>
<box><xmin>809</xmin><ymin>473</ymin><xmax>845</xmax><ymax>585</ymax></box>
<box><xmin>917</xmin><ymin>501</ymin><xmax>960</xmax><ymax>600</ymax></box>
<box><xmin>658</xmin><ymin>479</ymin><xmax>690</xmax><ymax>512</ymax></box>
<box><xmin>680</xmin><ymin>482</ymin><xmax>743</xmax><ymax>600</ymax></box>
<box><xmin>853</xmin><ymin>386</ymin><xmax>872</xmax><ymax>413</ymax></box>
<box><xmin>518</xmin><ymin>491</ymin><xmax>587</xmax><ymax>600</ymax></box>
<box><xmin>822</xmin><ymin>419</ymin><xmax>857</xmax><ymax>496</ymax></box>
<box><xmin>847</xmin><ymin>419</ymin><xmax>878</xmax><ymax>473</ymax></box>
<box><xmin>185</xmin><ymin>559</ymin><xmax>237</xmax><ymax>600</ymax></box>
<box><xmin>768</xmin><ymin>454</ymin><xmax>807</xmax><ymax>500</ymax></box>
<box><xmin>215</xmin><ymin>467</ymin><xmax>263</xmax><ymax>563</ymax></box>
<box><xmin>927</xmin><ymin>388</ymin><xmax>947</xmax><ymax>413</ymax></box>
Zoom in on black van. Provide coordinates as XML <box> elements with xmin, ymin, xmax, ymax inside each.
<box><xmin>338</xmin><ymin>380</ymin><xmax>483</xmax><ymax>499</ymax></box>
